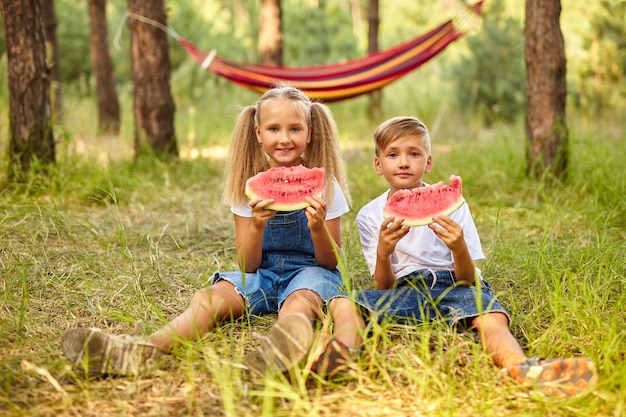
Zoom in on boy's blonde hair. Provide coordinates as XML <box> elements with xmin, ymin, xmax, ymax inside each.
<box><xmin>373</xmin><ymin>116</ymin><xmax>431</xmax><ymax>156</ymax></box>
<box><xmin>222</xmin><ymin>85</ymin><xmax>351</xmax><ymax>207</ymax></box>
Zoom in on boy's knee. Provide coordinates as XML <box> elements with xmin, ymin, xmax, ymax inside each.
<box><xmin>472</xmin><ymin>311</ymin><xmax>510</xmax><ymax>331</ymax></box>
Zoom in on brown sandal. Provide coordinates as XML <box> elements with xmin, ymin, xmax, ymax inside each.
<box><xmin>311</xmin><ymin>339</ymin><xmax>363</xmax><ymax>379</ymax></box>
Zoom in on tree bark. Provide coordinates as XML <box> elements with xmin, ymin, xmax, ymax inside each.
<box><xmin>259</xmin><ymin>0</ymin><xmax>283</xmax><ymax>66</ymax></box>
<box><xmin>367</xmin><ymin>0</ymin><xmax>382</xmax><ymax>121</ymax></box>
<box><xmin>88</xmin><ymin>0</ymin><xmax>120</xmax><ymax>135</ymax></box>
<box><xmin>525</xmin><ymin>0</ymin><xmax>568</xmax><ymax>179</ymax></box>
<box><xmin>128</xmin><ymin>0</ymin><xmax>177</xmax><ymax>159</ymax></box>
<box><xmin>0</xmin><ymin>0</ymin><xmax>55</xmax><ymax>181</ymax></box>
<box><xmin>41</xmin><ymin>0</ymin><xmax>63</xmax><ymax>123</ymax></box>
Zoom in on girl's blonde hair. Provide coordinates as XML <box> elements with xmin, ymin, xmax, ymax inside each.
<box><xmin>221</xmin><ymin>85</ymin><xmax>351</xmax><ymax>207</ymax></box>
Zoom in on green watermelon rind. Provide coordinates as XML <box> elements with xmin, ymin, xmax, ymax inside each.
<box><xmin>383</xmin><ymin>175</ymin><xmax>466</xmax><ymax>226</ymax></box>
<box><xmin>244</xmin><ymin>165</ymin><xmax>325</xmax><ymax>212</ymax></box>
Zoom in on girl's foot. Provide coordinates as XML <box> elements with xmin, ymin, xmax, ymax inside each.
<box><xmin>244</xmin><ymin>313</ymin><xmax>313</xmax><ymax>376</ymax></box>
<box><xmin>311</xmin><ymin>338</ymin><xmax>363</xmax><ymax>379</ymax></box>
<box><xmin>61</xmin><ymin>327</ymin><xmax>164</xmax><ymax>376</ymax></box>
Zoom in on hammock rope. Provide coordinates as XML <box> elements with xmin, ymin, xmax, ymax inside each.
<box><xmin>117</xmin><ymin>1</ymin><xmax>483</xmax><ymax>102</ymax></box>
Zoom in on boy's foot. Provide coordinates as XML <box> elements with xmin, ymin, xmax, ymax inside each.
<box><xmin>61</xmin><ymin>327</ymin><xmax>164</xmax><ymax>376</ymax></box>
<box><xmin>311</xmin><ymin>339</ymin><xmax>362</xmax><ymax>379</ymax></box>
<box><xmin>244</xmin><ymin>313</ymin><xmax>313</xmax><ymax>377</ymax></box>
<box><xmin>500</xmin><ymin>357</ymin><xmax>599</xmax><ymax>397</ymax></box>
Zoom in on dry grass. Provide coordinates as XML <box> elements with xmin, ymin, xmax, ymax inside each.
<box><xmin>1</xmin><ymin>113</ymin><xmax>624</xmax><ymax>416</ymax></box>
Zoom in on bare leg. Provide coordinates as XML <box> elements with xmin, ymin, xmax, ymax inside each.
<box><xmin>279</xmin><ymin>289</ymin><xmax>324</xmax><ymax>321</ymax></box>
<box><xmin>303</xmin><ymin>297</ymin><xmax>365</xmax><ymax>378</ymax></box>
<box><xmin>328</xmin><ymin>297</ymin><xmax>364</xmax><ymax>349</ymax></box>
<box><xmin>278</xmin><ymin>289</ymin><xmax>367</xmax><ymax>349</ymax></box>
<box><xmin>148</xmin><ymin>280</ymin><xmax>245</xmax><ymax>352</ymax></box>
<box><xmin>61</xmin><ymin>281</ymin><xmax>245</xmax><ymax>376</ymax></box>
<box><xmin>473</xmin><ymin>312</ymin><xmax>600</xmax><ymax>397</ymax></box>
<box><xmin>246</xmin><ymin>291</ymin><xmax>365</xmax><ymax>377</ymax></box>
<box><xmin>472</xmin><ymin>312</ymin><xmax>527</xmax><ymax>368</ymax></box>
<box><xmin>244</xmin><ymin>290</ymin><xmax>321</xmax><ymax>376</ymax></box>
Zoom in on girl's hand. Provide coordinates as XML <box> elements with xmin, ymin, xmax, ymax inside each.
<box><xmin>303</xmin><ymin>195</ymin><xmax>327</xmax><ymax>232</ymax></box>
<box><xmin>377</xmin><ymin>216</ymin><xmax>410</xmax><ymax>258</ymax></box>
<box><xmin>249</xmin><ymin>198</ymin><xmax>276</xmax><ymax>228</ymax></box>
<box><xmin>428</xmin><ymin>215</ymin><xmax>465</xmax><ymax>253</ymax></box>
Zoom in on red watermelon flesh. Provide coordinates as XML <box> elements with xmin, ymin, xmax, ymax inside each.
<box><xmin>245</xmin><ymin>165</ymin><xmax>325</xmax><ymax>211</ymax></box>
<box><xmin>383</xmin><ymin>175</ymin><xmax>466</xmax><ymax>226</ymax></box>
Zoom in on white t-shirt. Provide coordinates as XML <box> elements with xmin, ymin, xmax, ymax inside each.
<box><xmin>356</xmin><ymin>189</ymin><xmax>485</xmax><ymax>279</ymax></box>
<box><xmin>231</xmin><ymin>179</ymin><xmax>349</xmax><ymax>220</ymax></box>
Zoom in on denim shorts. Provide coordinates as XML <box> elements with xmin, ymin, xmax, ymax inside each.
<box><xmin>213</xmin><ymin>253</ymin><xmax>346</xmax><ymax>315</ymax></box>
<box><xmin>356</xmin><ymin>269</ymin><xmax>510</xmax><ymax>330</ymax></box>
<box><xmin>212</xmin><ymin>209</ymin><xmax>346</xmax><ymax>315</ymax></box>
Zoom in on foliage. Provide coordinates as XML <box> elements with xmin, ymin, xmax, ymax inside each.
<box><xmin>378</xmin><ymin>0</ymin><xmax>442</xmax><ymax>46</ymax></box>
<box><xmin>2</xmin><ymin>0</ymin><xmax>625</xmax><ymax>115</ymax></box>
<box><xmin>283</xmin><ymin>0</ymin><xmax>359</xmax><ymax>66</ymax></box>
<box><xmin>164</xmin><ymin>0</ymin><xmax>260</xmax><ymax>65</ymax></box>
<box><xmin>569</xmin><ymin>0</ymin><xmax>626</xmax><ymax>113</ymax></box>
<box><xmin>450</xmin><ymin>1</ymin><xmax>525</xmax><ymax>125</ymax></box>
<box><xmin>56</xmin><ymin>0</ymin><xmax>92</xmax><ymax>86</ymax></box>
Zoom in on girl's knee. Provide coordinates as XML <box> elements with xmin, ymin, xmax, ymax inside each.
<box><xmin>190</xmin><ymin>288</ymin><xmax>210</xmax><ymax>305</ymax></box>
<box><xmin>288</xmin><ymin>289</ymin><xmax>323</xmax><ymax>305</ymax></box>
<box><xmin>191</xmin><ymin>282</ymin><xmax>243</xmax><ymax>309</ymax></box>
<box><xmin>329</xmin><ymin>297</ymin><xmax>356</xmax><ymax>316</ymax></box>
<box><xmin>330</xmin><ymin>297</ymin><xmax>365</xmax><ymax>325</ymax></box>
<box><xmin>281</xmin><ymin>289</ymin><xmax>323</xmax><ymax>318</ymax></box>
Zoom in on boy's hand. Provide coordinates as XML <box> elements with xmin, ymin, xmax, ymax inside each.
<box><xmin>428</xmin><ymin>215</ymin><xmax>466</xmax><ymax>253</ymax></box>
<box><xmin>377</xmin><ymin>217</ymin><xmax>410</xmax><ymax>258</ymax></box>
<box><xmin>249</xmin><ymin>198</ymin><xmax>276</xmax><ymax>228</ymax></box>
<box><xmin>304</xmin><ymin>195</ymin><xmax>327</xmax><ymax>232</ymax></box>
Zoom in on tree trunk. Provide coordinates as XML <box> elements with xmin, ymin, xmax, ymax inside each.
<box><xmin>259</xmin><ymin>0</ymin><xmax>283</xmax><ymax>66</ymax></box>
<box><xmin>88</xmin><ymin>0</ymin><xmax>120</xmax><ymax>135</ymax></box>
<box><xmin>0</xmin><ymin>0</ymin><xmax>55</xmax><ymax>182</ymax></box>
<box><xmin>525</xmin><ymin>0</ymin><xmax>568</xmax><ymax>179</ymax></box>
<box><xmin>128</xmin><ymin>0</ymin><xmax>177</xmax><ymax>159</ymax></box>
<box><xmin>41</xmin><ymin>0</ymin><xmax>63</xmax><ymax>124</ymax></box>
<box><xmin>367</xmin><ymin>0</ymin><xmax>382</xmax><ymax>121</ymax></box>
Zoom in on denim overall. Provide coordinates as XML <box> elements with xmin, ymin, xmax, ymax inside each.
<box><xmin>213</xmin><ymin>209</ymin><xmax>346</xmax><ymax>315</ymax></box>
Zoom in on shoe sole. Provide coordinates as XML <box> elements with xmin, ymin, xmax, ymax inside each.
<box><xmin>61</xmin><ymin>328</ymin><xmax>163</xmax><ymax>376</ymax></box>
<box><xmin>506</xmin><ymin>357</ymin><xmax>599</xmax><ymax>397</ymax></box>
<box><xmin>244</xmin><ymin>313</ymin><xmax>313</xmax><ymax>376</ymax></box>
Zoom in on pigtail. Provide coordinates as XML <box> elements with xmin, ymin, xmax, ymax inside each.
<box><xmin>306</xmin><ymin>102</ymin><xmax>352</xmax><ymax>206</ymax></box>
<box><xmin>221</xmin><ymin>105</ymin><xmax>270</xmax><ymax>206</ymax></box>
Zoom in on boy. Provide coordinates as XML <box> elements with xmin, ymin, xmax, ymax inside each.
<box><xmin>355</xmin><ymin>116</ymin><xmax>598</xmax><ymax>397</ymax></box>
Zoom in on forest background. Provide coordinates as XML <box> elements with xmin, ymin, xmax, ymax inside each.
<box><xmin>0</xmin><ymin>1</ymin><xmax>625</xmax><ymax>417</ymax></box>
<box><xmin>1</xmin><ymin>0</ymin><xmax>625</xmax><ymax>146</ymax></box>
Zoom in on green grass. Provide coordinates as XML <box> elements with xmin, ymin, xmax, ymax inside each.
<box><xmin>0</xmin><ymin>98</ymin><xmax>624</xmax><ymax>416</ymax></box>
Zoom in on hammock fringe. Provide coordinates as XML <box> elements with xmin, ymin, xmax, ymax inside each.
<box><xmin>201</xmin><ymin>50</ymin><xmax>217</xmax><ymax>70</ymax></box>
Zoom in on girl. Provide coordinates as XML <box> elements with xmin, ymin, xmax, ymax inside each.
<box><xmin>62</xmin><ymin>85</ymin><xmax>364</xmax><ymax>377</ymax></box>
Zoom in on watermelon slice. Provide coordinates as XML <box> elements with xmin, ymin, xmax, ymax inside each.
<box><xmin>245</xmin><ymin>165</ymin><xmax>325</xmax><ymax>211</ymax></box>
<box><xmin>383</xmin><ymin>175</ymin><xmax>466</xmax><ymax>226</ymax></box>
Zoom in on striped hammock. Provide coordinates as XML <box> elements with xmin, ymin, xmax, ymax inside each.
<box><xmin>125</xmin><ymin>1</ymin><xmax>482</xmax><ymax>102</ymax></box>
